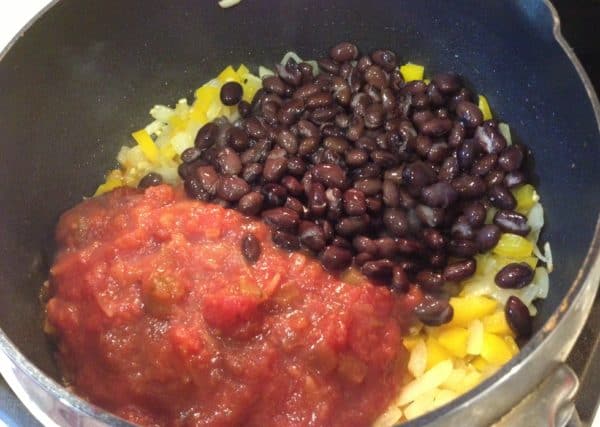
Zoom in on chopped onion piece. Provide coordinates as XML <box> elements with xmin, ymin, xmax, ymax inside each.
<box><xmin>259</xmin><ymin>66</ymin><xmax>275</xmax><ymax>78</ymax></box>
<box><xmin>218</xmin><ymin>0</ymin><xmax>241</xmax><ymax>8</ymax></box>
<box><xmin>280</xmin><ymin>51</ymin><xmax>304</xmax><ymax>65</ymax></box>
<box><xmin>499</xmin><ymin>123</ymin><xmax>512</xmax><ymax>145</ymax></box>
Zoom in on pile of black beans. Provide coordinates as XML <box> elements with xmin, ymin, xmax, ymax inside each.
<box><xmin>153</xmin><ymin>42</ymin><xmax>536</xmax><ymax>330</ymax></box>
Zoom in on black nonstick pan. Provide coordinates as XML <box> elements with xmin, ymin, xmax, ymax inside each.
<box><xmin>0</xmin><ymin>1</ymin><xmax>598</xmax><ymax>426</ymax></box>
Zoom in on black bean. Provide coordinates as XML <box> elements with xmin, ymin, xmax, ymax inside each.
<box><xmin>495</xmin><ymin>263</ymin><xmax>534</xmax><ymax>289</ymax></box>
<box><xmin>439</xmin><ymin>157</ymin><xmax>460</xmax><ymax>182</ymax></box>
<box><xmin>220</xmin><ymin>81</ymin><xmax>243</xmax><ymax>106</ymax></box>
<box><xmin>429</xmin><ymin>251</ymin><xmax>448</xmax><ymax>269</ymax></box>
<box><xmin>304</xmin><ymin>92</ymin><xmax>332</xmax><ymax>110</ymax></box>
<box><xmin>475</xmin><ymin>224</ymin><xmax>501</xmax><ymax>252</ymax></box>
<box><xmin>381</xmin><ymin>87</ymin><xmax>396</xmax><ymax>112</ymax></box>
<box><xmin>452</xmin><ymin>217</ymin><xmax>475</xmax><ymax>240</ymax></box>
<box><xmin>448</xmin><ymin>239</ymin><xmax>478</xmax><ymax>257</ymax></box>
<box><xmin>448</xmin><ymin>122</ymin><xmax>465</xmax><ymax>148</ymax></box>
<box><xmin>498</xmin><ymin>145</ymin><xmax>524</xmax><ymax>172</ymax></box>
<box><xmin>335</xmin><ymin>215</ymin><xmax>370</xmax><ymax>237</ymax></box>
<box><xmin>415</xmin><ymin>205</ymin><xmax>445</xmax><ymax>227</ymax></box>
<box><xmin>455</xmin><ymin>101</ymin><xmax>483</xmax><ymax>128</ymax></box>
<box><xmin>421</xmin><ymin>182</ymin><xmax>458</xmax><ymax>208</ymax></box>
<box><xmin>320</xmin><ymin>245</ymin><xmax>353</xmax><ymax>272</ymax></box>
<box><xmin>308</xmin><ymin>182</ymin><xmax>327</xmax><ymax>217</ymax></box>
<box><xmin>343</xmin><ymin>189</ymin><xmax>367</xmax><ymax>216</ymax></box>
<box><xmin>357</xmin><ymin>55</ymin><xmax>373</xmax><ymax>73</ymax></box>
<box><xmin>361</xmin><ymin>259</ymin><xmax>395</xmax><ymax>282</ymax></box>
<box><xmin>299</xmin><ymin>221</ymin><xmax>327</xmax><ymax>252</ymax></box>
<box><xmin>196</xmin><ymin>165</ymin><xmax>220</xmax><ymax>195</ymax></box>
<box><xmin>392</xmin><ymin>266</ymin><xmax>410</xmax><ymax>292</ymax></box>
<box><xmin>414</xmin><ymin>296</ymin><xmax>453</xmax><ymax>326</ymax></box>
<box><xmin>476</xmin><ymin>125</ymin><xmax>507</xmax><ymax>155</ymax></box>
<box><xmin>284</xmin><ymin>197</ymin><xmax>306</xmax><ymax>216</ymax></box>
<box><xmin>505</xmin><ymin>296</ymin><xmax>532</xmax><ymax>337</ymax></box>
<box><xmin>263</xmin><ymin>75</ymin><xmax>289</xmax><ymax>96</ymax></box>
<box><xmin>325</xmin><ymin>187</ymin><xmax>344</xmax><ymax>220</ymax></box>
<box><xmin>452</xmin><ymin>175</ymin><xmax>487</xmax><ymax>199</ymax></box>
<box><xmin>241</xmin><ymin>163</ymin><xmax>262</xmax><ymax>184</ymax></box>
<box><xmin>381</xmin><ymin>179</ymin><xmax>402</xmax><ymax>208</ymax></box>
<box><xmin>276</xmin><ymin>61</ymin><xmax>302</xmax><ymax>87</ymax></box>
<box><xmin>457</xmin><ymin>139</ymin><xmax>479</xmax><ymax>171</ymax></box>
<box><xmin>416</xmin><ymin>270</ymin><xmax>444</xmax><ymax>291</ymax></box>
<box><xmin>487</xmin><ymin>184</ymin><xmax>517</xmax><ymax>210</ymax></box>
<box><xmin>261</xmin><ymin>157</ymin><xmax>287</xmax><ymax>182</ymax></box>
<box><xmin>332</xmin><ymin>236</ymin><xmax>352</xmax><ymax>249</ymax></box>
<box><xmin>184</xmin><ymin>177</ymin><xmax>209</xmax><ymax>201</ymax></box>
<box><xmin>370</xmin><ymin>49</ymin><xmax>397</xmax><ymax>71</ymax></box>
<box><xmin>345</xmin><ymin>149</ymin><xmax>368</xmax><ymax>167</ymax></box>
<box><xmin>138</xmin><ymin>172</ymin><xmax>163</xmax><ymax>189</ymax></box>
<box><xmin>181</xmin><ymin>147</ymin><xmax>202</xmax><ymax>164</ymax></box>
<box><xmin>422</xmin><ymin>228</ymin><xmax>446</xmax><ymax>250</ymax></box>
<box><xmin>486</xmin><ymin>170</ymin><xmax>506</xmax><ymax>187</ymax></box>
<box><xmin>421</xmin><ymin>118</ymin><xmax>453</xmax><ymax>137</ymax></box>
<box><xmin>353</xmin><ymin>178</ymin><xmax>382</xmax><ymax>196</ymax></box>
<box><xmin>383</xmin><ymin>208</ymin><xmax>409</xmax><ymax>236</ymax></box>
<box><xmin>493</xmin><ymin>210</ymin><xmax>531</xmax><ymax>236</ymax></box>
<box><xmin>237</xmin><ymin>191</ymin><xmax>264</xmax><ymax>216</ymax></box>
<box><xmin>364</xmin><ymin>103</ymin><xmax>385</xmax><ymax>128</ymax></box>
<box><xmin>241</xmin><ymin>233</ymin><xmax>261</xmax><ymax>263</ymax></box>
<box><xmin>227</xmin><ymin>127</ymin><xmax>250</xmax><ymax>152</ymax></box>
<box><xmin>195</xmin><ymin>122</ymin><xmax>219</xmax><ymax>149</ymax></box>
<box><xmin>444</xmin><ymin>259</ymin><xmax>476</xmax><ymax>282</ymax></box>
<box><xmin>215</xmin><ymin>147</ymin><xmax>242</xmax><ymax>176</ymax></box>
<box><xmin>274</xmin><ymin>129</ymin><xmax>298</xmax><ymax>155</ymax></box>
<box><xmin>262</xmin><ymin>183</ymin><xmax>288</xmax><ymax>208</ymax></box>
<box><xmin>272</xmin><ymin>230</ymin><xmax>300</xmax><ymax>251</ymax></box>
<box><xmin>310</xmin><ymin>106</ymin><xmax>338</xmax><ymax>124</ymax></box>
<box><xmin>403</xmin><ymin>162</ymin><xmax>434</xmax><ymax>190</ymax></box>
<box><xmin>354</xmin><ymin>252</ymin><xmax>375</xmax><ymax>266</ymax></box>
<box><xmin>297</xmin><ymin>119</ymin><xmax>320</xmax><ymax>139</ymax></box>
<box><xmin>371</xmin><ymin>150</ymin><xmax>399</xmax><ymax>168</ymax></box>
<box><xmin>244</xmin><ymin>117</ymin><xmax>268</xmax><ymax>140</ymax></box>
<box><xmin>330</xmin><ymin>42</ymin><xmax>359</xmax><ymax>63</ymax></box>
<box><xmin>364</xmin><ymin>65</ymin><xmax>388</xmax><ymax>89</ymax></box>
<box><xmin>463</xmin><ymin>201</ymin><xmax>487</xmax><ymax>227</ymax></box>
<box><xmin>238</xmin><ymin>100</ymin><xmax>251</xmax><ymax>118</ymax></box>
<box><xmin>504</xmin><ymin>171</ymin><xmax>527</xmax><ymax>188</ymax></box>
<box><xmin>323</xmin><ymin>136</ymin><xmax>350</xmax><ymax>154</ymax></box>
<box><xmin>472</xmin><ymin>154</ymin><xmax>497</xmax><ymax>176</ymax></box>
<box><xmin>312</xmin><ymin>163</ymin><xmax>347</xmax><ymax>189</ymax></box>
<box><xmin>353</xmin><ymin>235</ymin><xmax>378</xmax><ymax>255</ymax></box>
<box><xmin>432</xmin><ymin>73</ymin><xmax>461</xmax><ymax>94</ymax></box>
<box><xmin>217</xmin><ymin>176</ymin><xmax>250</xmax><ymax>201</ymax></box>
<box><xmin>366</xmin><ymin>196</ymin><xmax>384</xmax><ymax>213</ymax></box>
<box><xmin>428</xmin><ymin>143</ymin><xmax>449</xmax><ymax>164</ymax></box>
<box><xmin>262</xmin><ymin>207</ymin><xmax>300</xmax><ymax>232</ymax></box>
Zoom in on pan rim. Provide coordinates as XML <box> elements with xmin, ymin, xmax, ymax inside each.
<box><xmin>0</xmin><ymin>0</ymin><xmax>598</xmax><ymax>426</ymax></box>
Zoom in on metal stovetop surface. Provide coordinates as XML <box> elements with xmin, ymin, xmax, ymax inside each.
<box><xmin>0</xmin><ymin>1</ymin><xmax>598</xmax><ymax>426</ymax></box>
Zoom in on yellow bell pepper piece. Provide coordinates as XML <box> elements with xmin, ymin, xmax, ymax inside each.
<box><xmin>236</xmin><ymin>63</ymin><xmax>250</xmax><ymax>78</ymax></box>
<box><xmin>426</xmin><ymin>337</ymin><xmax>450</xmax><ymax>370</ymax></box>
<box><xmin>471</xmin><ymin>356</ymin><xmax>489</xmax><ymax>372</ymax></box>
<box><xmin>189</xmin><ymin>105</ymin><xmax>208</xmax><ymax>125</ymax></box>
<box><xmin>94</xmin><ymin>172</ymin><xmax>123</xmax><ymax>196</ymax></box>
<box><xmin>478</xmin><ymin>95</ymin><xmax>493</xmax><ymax>121</ymax></box>
<box><xmin>194</xmin><ymin>85</ymin><xmax>219</xmax><ymax>108</ymax></box>
<box><xmin>480</xmin><ymin>333</ymin><xmax>513</xmax><ymax>365</ymax></box>
<box><xmin>504</xmin><ymin>335</ymin><xmax>520</xmax><ymax>356</ymax></box>
<box><xmin>493</xmin><ymin>233</ymin><xmax>534</xmax><ymax>259</ymax></box>
<box><xmin>483</xmin><ymin>310</ymin><xmax>514</xmax><ymax>336</ymax></box>
<box><xmin>241</xmin><ymin>73</ymin><xmax>262</xmax><ymax>103</ymax></box>
<box><xmin>403</xmin><ymin>335</ymin><xmax>422</xmax><ymax>351</ymax></box>
<box><xmin>437</xmin><ymin>327</ymin><xmax>469</xmax><ymax>358</ymax></box>
<box><xmin>399</xmin><ymin>62</ymin><xmax>425</xmax><ymax>82</ymax></box>
<box><xmin>513</xmin><ymin>184</ymin><xmax>538</xmax><ymax>215</ymax></box>
<box><xmin>459</xmin><ymin>370</ymin><xmax>483</xmax><ymax>393</ymax></box>
<box><xmin>132</xmin><ymin>129</ymin><xmax>159</xmax><ymax>164</ymax></box>
<box><xmin>448</xmin><ymin>296</ymin><xmax>498</xmax><ymax>327</ymax></box>
<box><xmin>160</xmin><ymin>143</ymin><xmax>177</xmax><ymax>161</ymax></box>
<box><xmin>217</xmin><ymin>65</ymin><xmax>240</xmax><ymax>84</ymax></box>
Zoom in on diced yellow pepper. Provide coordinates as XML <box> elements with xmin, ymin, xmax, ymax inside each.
<box><xmin>132</xmin><ymin>129</ymin><xmax>159</xmax><ymax>163</ymax></box>
<box><xmin>437</xmin><ymin>327</ymin><xmax>469</xmax><ymax>358</ymax></box>
<box><xmin>480</xmin><ymin>333</ymin><xmax>513</xmax><ymax>365</ymax></box>
<box><xmin>94</xmin><ymin>174</ymin><xmax>123</xmax><ymax>196</ymax></box>
<box><xmin>217</xmin><ymin>65</ymin><xmax>240</xmax><ymax>84</ymax></box>
<box><xmin>493</xmin><ymin>233</ymin><xmax>534</xmax><ymax>259</ymax></box>
<box><xmin>189</xmin><ymin>105</ymin><xmax>208</xmax><ymax>125</ymax></box>
<box><xmin>504</xmin><ymin>335</ymin><xmax>520</xmax><ymax>356</ymax></box>
<box><xmin>459</xmin><ymin>371</ymin><xmax>483</xmax><ymax>393</ymax></box>
<box><xmin>241</xmin><ymin>73</ymin><xmax>262</xmax><ymax>103</ymax></box>
<box><xmin>478</xmin><ymin>95</ymin><xmax>493</xmax><ymax>121</ymax></box>
<box><xmin>448</xmin><ymin>296</ymin><xmax>498</xmax><ymax>327</ymax></box>
<box><xmin>513</xmin><ymin>184</ymin><xmax>537</xmax><ymax>215</ymax></box>
<box><xmin>426</xmin><ymin>337</ymin><xmax>450</xmax><ymax>370</ymax></box>
<box><xmin>471</xmin><ymin>356</ymin><xmax>489</xmax><ymax>372</ymax></box>
<box><xmin>236</xmin><ymin>63</ymin><xmax>250</xmax><ymax>78</ymax></box>
<box><xmin>483</xmin><ymin>310</ymin><xmax>514</xmax><ymax>336</ymax></box>
<box><xmin>399</xmin><ymin>62</ymin><xmax>425</xmax><ymax>82</ymax></box>
<box><xmin>194</xmin><ymin>85</ymin><xmax>219</xmax><ymax>107</ymax></box>
<box><xmin>206</xmin><ymin>101</ymin><xmax>223</xmax><ymax>121</ymax></box>
<box><xmin>160</xmin><ymin>143</ymin><xmax>177</xmax><ymax>161</ymax></box>
<box><xmin>169</xmin><ymin>115</ymin><xmax>187</xmax><ymax>133</ymax></box>
<box><xmin>423</xmin><ymin>79</ymin><xmax>431</xmax><ymax>85</ymax></box>
<box><xmin>497</xmin><ymin>254</ymin><xmax>538</xmax><ymax>270</ymax></box>
<box><xmin>403</xmin><ymin>335</ymin><xmax>422</xmax><ymax>351</ymax></box>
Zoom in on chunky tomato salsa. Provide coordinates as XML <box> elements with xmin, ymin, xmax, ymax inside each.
<box><xmin>45</xmin><ymin>185</ymin><xmax>419</xmax><ymax>426</ymax></box>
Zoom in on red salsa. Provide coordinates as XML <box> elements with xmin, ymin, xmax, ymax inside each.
<box><xmin>46</xmin><ymin>185</ymin><xmax>420</xmax><ymax>426</ymax></box>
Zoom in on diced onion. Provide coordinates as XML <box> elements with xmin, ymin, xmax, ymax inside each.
<box><xmin>218</xmin><ymin>0</ymin><xmax>241</xmax><ymax>8</ymax></box>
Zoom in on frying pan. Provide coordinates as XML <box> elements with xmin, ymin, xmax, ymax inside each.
<box><xmin>0</xmin><ymin>0</ymin><xmax>598</xmax><ymax>426</ymax></box>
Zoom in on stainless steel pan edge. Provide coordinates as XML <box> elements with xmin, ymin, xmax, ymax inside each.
<box><xmin>0</xmin><ymin>1</ymin><xmax>598</xmax><ymax>426</ymax></box>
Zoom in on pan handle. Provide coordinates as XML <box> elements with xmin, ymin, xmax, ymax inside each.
<box><xmin>492</xmin><ymin>363</ymin><xmax>580</xmax><ymax>427</ymax></box>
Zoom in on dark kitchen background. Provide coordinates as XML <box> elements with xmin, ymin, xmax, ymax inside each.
<box><xmin>0</xmin><ymin>1</ymin><xmax>598</xmax><ymax>426</ymax></box>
